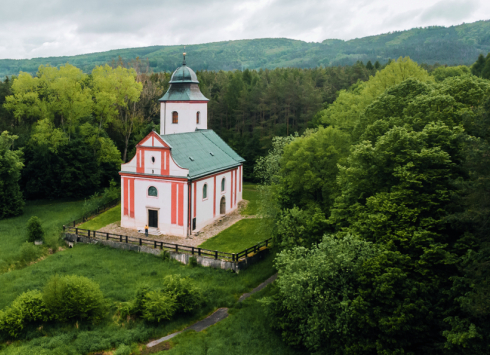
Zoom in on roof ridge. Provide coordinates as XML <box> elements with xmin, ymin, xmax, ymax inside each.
<box><xmin>201</xmin><ymin>130</ymin><xmax>242</xmax><ymax>163</ymax></box>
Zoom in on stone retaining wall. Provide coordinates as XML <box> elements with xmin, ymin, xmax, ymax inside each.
<box><xmin>64</xmin><ymin>233</ymin><xmax>269</xmax><ymax>272</ymax></box>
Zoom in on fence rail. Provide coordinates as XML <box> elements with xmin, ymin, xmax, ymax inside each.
<box><xmin>69</xmin><ymin>199</ymin><xmax>120</xmax><ymax>227</ymax></box>
<box><xmin>63</xmin><ymin>225</ymin><xmax>272</xmax><ymax>263</ymax></box>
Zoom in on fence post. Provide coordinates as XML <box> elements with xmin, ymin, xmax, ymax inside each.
<box><xmin>73</xmin><ymin>221</ymin><xmax>75</xmax><ymax>227</ymax></box>
<box><xmin>198</xmin><ymin>248</ymin><xmax>201</xmax><ymax>256</ymax></box>
<box><xmin>139</xmin><ymin>238</ymin><xmax>142</xmax><ymax>246</ymax></box>
<box><xmin>215</xmin><ymin>251</ymin><xmax>218</xmax><ymax>260</ymax></box>
<box><xmin>120</xmin><ymin>235</ymin><xmax>122</xmax><ymax>242</ymax></box>
<box><xmin>232</xmin><ymin>253</ymin><xmax>235</xmax><ymax>262</ymax></box>
<box><xmin>75</xmin><ymin>228</ymin><xmax>78</xmax><ymax>235</ymax></box>
<box><xmin>176</xmin><ymin>245</ymin><xmax>178</xmax><ymax>253</ymax></box>
<box><xmin>126</xmin><ymin>236</ymin><xmax>128</xmax><ymax>243</ymax></box>
<box><xmin>106</xmin><ymin>233</ymin><xmax>109</xmax><ymax>241</ymax></box>
<box><xmin>154</xmin><ymin>241</ymin><xmax>156</xmax><ymax>249</ymax></box>
<box><xmin>245</xmin><ymin>248</ymin><xmax>248</xmax><ymax>261</ymax></box>
<box><xmin>88</xmin><ymin>230</ymin><xmax>90</xmax><ymax>238</ymax></box>
<box><xmin>192</xmin><ymin>247</ymin><xmax>194</xmax><ymax>255</ymax></box>
<box><xmin>160</xmin><ymin>242</ymin><xmax>163</xmax><ymax>250</ymax></box>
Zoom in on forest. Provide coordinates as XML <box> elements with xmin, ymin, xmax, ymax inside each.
<box><xmin>1</xmin><ymin>49</ymin><xmax>490</xmax><ymax>354</ymax></box>
<box><xmin>0</xmin><ymin>19</ymin><xmax>490</xmax><ymax>78</ymax></box>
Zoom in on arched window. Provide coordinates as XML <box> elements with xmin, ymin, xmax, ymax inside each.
<box><xmin>196</xmin><ymin>111</ymin><xmax>200</xmax><ymax>124</ymax></box>
<box><xmin>203</xmin><ymin>184</ymin><xmax>207</xmax><ymax>199</ymax></box>
<box><xmin>148</xmin><ymin>186</ymin><xmax>158</xmax><ymax>197</ymax></box>
<box><xmin>172</xmin><ymin>111</ymin><xmax>178</xmax><ymax>124</ymax></box>
<box><xmin>221</xmin><ymin>178</ymin><xmax>225</xmax><ymax>192</ymax></box>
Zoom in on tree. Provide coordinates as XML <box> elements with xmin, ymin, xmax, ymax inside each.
<box><xmin>0</xmin><ymin>131</ymin><xmax>24</xmax><ymax>219</ymax></box>
<box><xmin>365</xmin><ymin>60</ymin><xmax>374</xmax><ymax>70</ymax></box>
<box><xmin>471</xmin><ymin>53</ymin><xmax>487</xmax><ymax>77</ymax></box>
<box><xmin>26</xmin><ymin>216</ymin><xmax>44</xmax><ymax>242</ymax></box>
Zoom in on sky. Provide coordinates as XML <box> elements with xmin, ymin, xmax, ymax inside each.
<box><xmin>0</xmin><ymin>0</ymin><xmax>489</xmax><ymax>60</ymax></box>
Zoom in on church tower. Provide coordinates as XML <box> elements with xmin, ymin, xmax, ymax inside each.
<box><xmin>159</xmin><ymin>53</ymin><xmax>209</xmax><ymax>135</ymax></box>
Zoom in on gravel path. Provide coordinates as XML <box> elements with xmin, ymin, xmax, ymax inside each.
<box><xmin>146</xmin><ymin>273</ymin><xmax>278</xmax><ymax>348</ymax></box>
<box><xmin>98</xmin><ymin>200</ymin><xmax>253</xmax><ymax>248</ymax></box>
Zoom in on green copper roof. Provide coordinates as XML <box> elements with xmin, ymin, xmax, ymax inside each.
<box><xmin>169</xmin><ymin>64</ymin><xmax>199</xmax><ymax>84</ymax></box>
<box><xmin>160</xmin><ymin>130</ymin><xmax>245</xmax><ymax>179</ymax></box>
<box><xmin>159</xmin><ymin>83</ymin><xmax>209</xmax><ymax>102</ymax></box>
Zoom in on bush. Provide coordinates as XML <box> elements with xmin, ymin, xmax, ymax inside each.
<box><xmin>43</xmin><ymin>275</ymin><xmax>106</xmax><ymax>322</ymax></box>
<box><xmin>189</xmin><ymin>256</ymin><xmax>198</xmax><ymax>267</ymax></box>
<box><xmin>19</xmin><ymin>242</ymin><xmax>41</xmax><ymax>263</ymax></box>
<box><xmin>162</xmin><ymin>275</ymin><xmax>204</xmax><ymax>314</ymax></box>
<box><xmin>141</xmin><ymin>291</ymin><xmax>177</xmax><ymax>322</ymax></box>
<box><xmin>0</xmin><ymin>290</ymin><xmax>50</xmax><ymax>338</ymax></box>
<box><xmin>27</xmin><ymin>216</ymin><xmax>44</xmax><ymax>242</ymax></box>
<box><xmin>82</xmin><ymin>180</ymin><xmax>120</xmax><ymax>217</ymax></box>
<box><xmin>114</xmin><ymin>344</ymin><xmax>132</xmax><ymax>355</ymax></box>
<box><xmin>160</xmin><ymin>250</ymin><xmax>170</xmax><ymax>261</ymax></box>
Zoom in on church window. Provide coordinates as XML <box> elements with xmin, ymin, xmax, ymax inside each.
<box><xmin>203</xmin><ymin>184</ymin><xmax>207</xmax><ymax>199</ymax></box>
<box><xmin>196</xmin><ymin>111</ymin><xmax>200</xmax><ymax>124</ymax></box>
<box><xmin>172</xmin><ymin>111</ymin><xmax>178</xmax><ymax>124</ymax></box>
<box><xmin>148</xmin><ymin>186</ymin><xmax>158</xmax><ymax>197</ymax></box>
<box><xmin>221</xmin><ymin>178</ymin><xmax>226</xmax><ymax>192</ymax></box>
<box><xmin>151</xmin><ymin>156</ymin><xmax>155</xmax><ymax>163</ymax></box>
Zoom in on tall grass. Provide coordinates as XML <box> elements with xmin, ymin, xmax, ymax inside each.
<box><xmin>0</xmin><ymin>244</ymin><xmax>276</xmax><ymax>354</ymax></box>
<box><xmin>0</xmin><ymin>200</ymin><xmax>85</xmax><ymax>271</ymax></box>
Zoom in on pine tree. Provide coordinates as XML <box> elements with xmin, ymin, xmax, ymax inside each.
<box><xmin>374</xmin><ymin>60</ymin><xmax>381</xmax><ymax>69</ymax></box>
<box><xmin>366</xmin><ymin>60</ymin><xmax>374</xmax><ymax>70</ymax></box>
<box><xmin>481</xmin><ymin>54</ymin><xmax>490</xmax><ymax>79</ymax></box>
<box><xmin>472</xmin><ymin>53</ymin><xmax>487</xmax><ymax>77</ymax></box>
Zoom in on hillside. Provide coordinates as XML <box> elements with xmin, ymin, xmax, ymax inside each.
<box><xmin>0</xmin><ymin>20</ymin><xmax>489</xmax><ymax>77</ymax></box>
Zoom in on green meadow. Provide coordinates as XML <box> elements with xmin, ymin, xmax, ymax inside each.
<box><xmin>78</xmin><ymin>204</ymin><xmax>121</xmax><ymax>230</ymax></box>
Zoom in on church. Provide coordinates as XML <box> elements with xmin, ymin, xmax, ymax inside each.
<box><xmin>119</xmin><ymin>56</ymin><xmax>245</xmax><ymax>237</ymax></box>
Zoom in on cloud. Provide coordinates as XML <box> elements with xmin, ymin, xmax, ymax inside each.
<box><xmin>0</xmin><ymin>0</ymin><xmax>489</xmax><ymax>59</ymax></box>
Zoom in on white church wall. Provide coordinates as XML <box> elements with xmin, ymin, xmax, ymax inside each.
<box><xmin>144</xmin><ymin>150</ymin><xmax>162</xmax><ymax>175</ymax></box>
<box><xmin>168</xmin><ymin>155</ymin><xmax>188</xmax><ymax>177</ymax></box>
<box><xmin>121</xmin><ymin>155</ymin><xmax>137</xmax><ymax>173</ymax></box>
<box><xmin>160</xmin><ymin>102</ymin><xmax>208</xmax><ymax>135</ymax></box>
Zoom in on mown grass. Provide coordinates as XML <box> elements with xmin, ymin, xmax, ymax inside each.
<box><xmin>158</xmin><ymin>285</ymin><xmax>306</xmax><ymax>355</ymax></box>
<box><xmin>0</xmin><ymin>243</ymin><xmax>276</xmax><ymax>354</ymax></box>
<box><xmin>242</xmin><ymin>183</ymin><xmax>259</xmax><ymax>216</ymax></box>
<box><xmin>198</xmin><ymin>219</ymin><xmax>269</xmax><ymax>253</ymax></box>
<box><xmin>78</xmin><ymin>204</ymin><xmax>121</xmax><ymax>230</ymax></box>
<box><xmin>0</xmin><ymin>200</ymin><xmax>85</xmax><ymax>266</ymax></box>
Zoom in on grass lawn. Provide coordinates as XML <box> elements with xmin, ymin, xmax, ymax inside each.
<box><xmin>0</xmin><ymin>243</ymin><xmax>276</xmax><ymax>354</ymax></box>
<box><xmin>160</xmin><ymin>285</ymin><xmax>306</xmax><ymax>355</ymax></box>
<box><xmin>242</xmin><ymin>183</ymin><xmax>259</xmax><ymax>216</ymax></box>
<box><xmin>198</xmin><ymin>219</ymin><xmax>269</xmax><ymax>253</ymax></box>
<box><xmin>0</xmin><ymin>200</ymin><xmax>85</xmax><ymax>264</ymax></box>
<box><xmin>79</xmin><ymin>204</ymin><xmax>121</xmax><ymax>230</ymax></box>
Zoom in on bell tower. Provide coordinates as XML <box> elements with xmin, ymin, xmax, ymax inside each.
<box><xmin>159</xmin><ymin>51</ymin><xmax>209</xmax><ymax>135</ymax></box>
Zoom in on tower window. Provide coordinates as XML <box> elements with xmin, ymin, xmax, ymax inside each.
<box><xmin>221</xmin><ymin>178</ymin><xmax>226</xmax><ymax>192</ymax></box>
<box><xmin>148</xmin><ymin>186</ymin><xmax>158</xmax><ymax>197</ymax></box>
<box><xmin>172</xmin><ymin>111</ymin><xmax>178</xmax><ymax>124</ymax></box>
<box><xmin>196</xmin><ymin>111</ymin><xmax>200</xmax><ymax>124</ymax></box>
<box><xmin>203</xmin><ymin>184</ymin><xmax>208</xmax><ymax>199</ymax></box>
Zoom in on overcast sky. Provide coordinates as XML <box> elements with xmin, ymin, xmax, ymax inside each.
<box><xmin>0</xmin><ymin>0</ymin><xmax>489</xmax><ymax>60</ymax></box>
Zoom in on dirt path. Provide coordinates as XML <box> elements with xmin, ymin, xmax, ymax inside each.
<box><xmin>146</xmin><ymin>273</ymin><xmax>278</xmax><ymax>349</ymax></box>
<box><xmin>98</xmin><ymin>200</ymin><xmax>255</xmax><ymax>248</ymax></box>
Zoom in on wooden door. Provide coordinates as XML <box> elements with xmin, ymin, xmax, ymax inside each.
<box><xmin>148</xmin><ymin>210</ymin><xmax>158</xmax><ymax>228</ymax></box>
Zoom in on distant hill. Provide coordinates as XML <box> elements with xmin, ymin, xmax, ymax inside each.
<box><xmin>1</xmin><ymin>20</ymin><xmax>490</xmax><ymax>78</ymax></box>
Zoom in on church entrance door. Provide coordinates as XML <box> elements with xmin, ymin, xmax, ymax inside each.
<box><xmin>148</xmin><ymin>210</ymin><xmax>158</xmax><ymax>228</ymax></box>
<box><xmin>220</xmin><ymin>196</ymin><xmax>226</xmax><ymax>214</ymax></box>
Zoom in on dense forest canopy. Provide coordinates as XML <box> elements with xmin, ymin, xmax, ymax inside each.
<box><xmin>0</xmin><ymin>20</ymin><xmax>490</xmax><ymax>78</ymax></box>
<box><xmin>256</xmin><ymin>57</ymin><xmax>490</xmax><ymax>354</ymax></box>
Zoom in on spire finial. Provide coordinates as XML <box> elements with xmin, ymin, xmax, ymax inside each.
<box><xmin>183</xmin><ymin>45</ymin><xmax>186</xmax><ymax>65</ymax></box>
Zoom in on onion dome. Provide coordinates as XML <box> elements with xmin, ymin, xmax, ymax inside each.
<box><xmin>169</xmin><ymin>64</ymin><xmax>199</xmax><ymax>84</ymax></box>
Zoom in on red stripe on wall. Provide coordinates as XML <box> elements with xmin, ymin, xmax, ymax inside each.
<box><xmin>235</xmin><ymin>169</ymin><xmax>237</xmax><ymax>205</ymax></box>
<box><xmin>136</xmin><ymin>148</ymin><xmax>145</xmax><ymax>174</ymax></box>
<box><xmin>239</xmin><ymin>166</ymin><xmax>242</xmax><ymax>192</ymax></box>
<box><xmin>178</xmin><ymin>183</ymin><xmax>184</xmax><ymax>226</ymax></box>
<box><xmin>130</xmin><ymin>179</ymin><xmax>135</xmax><ymax>218</ymax></box>
<box><xmin>193</xmin><ymin>182</ymin><xmax>196</xmax><ymax>218</ymax></box>
<box><xmin>171</xmin><ymin>183</ymin><xmax>177</xmax><ymax>224</ymax></box>
<box><xmin>230</xmin><ymin>171</ymin><xmax>233</xmax><ymax>208</ymax></box>
<box><xmin>213</xmin><ymin>176</ymin><xmax>216</xmax><ymax>217</ymax></box>
<box><xmin>123</xmin><ymin>178</ymin><xmax>128</xmax><ymax>216</ymax></box>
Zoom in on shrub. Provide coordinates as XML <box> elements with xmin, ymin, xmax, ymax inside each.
<box><xmin>189</xmin><ymin>256</ymin><xmax>198</xmax><ymax>267</ymax></box>
<box><xmin>0</xmin><ymin>290</ymin><xmax>50</xmax><ymax>338</ymax></box>
<box><xmin>19</xmin><ymin>242</ymin><xmax>41</xmax><ymax>263</ymax></box>
<box><xmin>43</xmin><ymin>275</ymin><xmax>106</xmax><ymax>322</ymax></box>
<box><xmin>114</xmin><ymin>344</ymin><xmax>132</xmax><ymax>355</ymax></box>
<box><xmin>162</xmin><ymin>275</ymin><xmax>204</xmax><ymax>313</ymax></box>
<box><xmin>141</xmin><ymin>291</ymin><xmax>176</xmax><ymax>322</ymax></box>
<box><xmin>160</xmin><ymin>250</ymin><xmax>170</xmax><ymax>261</ymax></box>
<box><xmin>27</xmin><ymin>216</ymin><xmax>44</xmax><ymax>242</ymax></box>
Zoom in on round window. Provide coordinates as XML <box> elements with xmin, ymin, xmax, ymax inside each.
<box><xmin>151</xmin><ymin>156</ymin><xmax>155</xmax><ymax>163</ymax></box>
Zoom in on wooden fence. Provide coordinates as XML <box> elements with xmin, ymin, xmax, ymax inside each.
<box><xmin>63</xmin><ymin>225</ymin><xmax>273</xmax><ymax>263</ymax></box>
